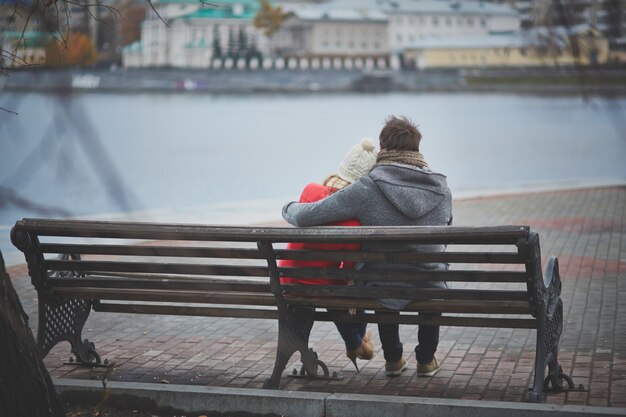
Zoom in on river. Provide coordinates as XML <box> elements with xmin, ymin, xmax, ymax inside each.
<box><xmin>1</xmin><ymin>91</ymin><xmax>625</xmax><ymax>260</ymax></box>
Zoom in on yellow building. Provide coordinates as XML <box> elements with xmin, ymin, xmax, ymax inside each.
<box><xmin>403</xmin><ymin>25</ymin><xmax>609</xmax><ymax>69</ymax></box>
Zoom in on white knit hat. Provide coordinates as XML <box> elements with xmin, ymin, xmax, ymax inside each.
<box><xmin>337</xmin><ymin>137</ymin><xmax>378</xmax><ymax>184</ymax></box>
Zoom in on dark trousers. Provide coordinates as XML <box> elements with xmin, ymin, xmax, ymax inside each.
<box><xmin>377</xmin><ymin>313</ymin><xmax>440</xmax><ymax>364</ymax></box>
<box><xmin>331</xmin><ymin>310</ymin><xmax>367</xmax><ymax>351</ymax></box>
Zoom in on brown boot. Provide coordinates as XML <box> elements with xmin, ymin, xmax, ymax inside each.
<box><xmin>346</xmin><ymin>330</ymin><xmax>375</xmax><ymax>371</ymax></box>
<box><xmin>360</xmin><ymin>330</ymin><xmax>374</xmax><ymax>357</ymax></box>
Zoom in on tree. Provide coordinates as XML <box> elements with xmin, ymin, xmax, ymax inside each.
<box><xmin>120</xmin><ymin>2</ymin><xmax>147</xmax><ymax>47</ymax></box>
<box><xmin>253</xmin><ymin>0</ymin><xmax>286</xmax><ymax>37</ymax></box>
<box><xmin>602</xmin><ymin>0</ymin><xmax>625</xmax><ymax>40</ymax></box>
<box><xmin>212</xmin><ymin>25</ymin><xmax>223</xmax><ymax>59</ymax></box>
<box><xmin>238</xmin><ymin>26</ymin><xmax>248</xmax><ymax>58</ymax></box>
<box><xmin>246</xmin><ymin>38</ymin><xmax>262</xmax><ymax>61</ymax></box>
<box><xmin>227</xmin><ymin>26</ymin><xmax>237</xmax><ymax>58</ymax></box>
<box><xmin>0</xmin><ymin>251</ymin><xmax>64</xmax><ymax>417</ymax></box>
<box><xmin>45</xmin><ymin>32</ymin><xmax>97</xmax><ymax>67</ymax></box>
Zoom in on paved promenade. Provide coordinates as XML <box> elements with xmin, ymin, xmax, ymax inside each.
<box><xmin>7</xmin><ymin>186</ymin><xmax>626</xmax><ymax>408</ymax></box>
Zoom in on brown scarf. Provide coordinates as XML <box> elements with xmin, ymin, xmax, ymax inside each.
<box><xmin>375</xmin><ymin>149</ymin><xmax>429</xmax><ymax>169</ymax></box>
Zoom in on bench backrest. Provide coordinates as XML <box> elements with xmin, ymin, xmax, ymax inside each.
<box><xmin>268</xmin><ymin>223</ymin><xmax>541</xmax><ymax>329</ymax></box>
<box><xmin>11</xmin><ymin>219</ymin><xmax>544</xmax><ymax>328</ymax></box>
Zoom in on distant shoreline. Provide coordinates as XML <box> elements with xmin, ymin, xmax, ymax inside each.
<box><xmin>2</xmin><ymin>67</ymin><xmax>626</xmax><ymax>96</ymax></box>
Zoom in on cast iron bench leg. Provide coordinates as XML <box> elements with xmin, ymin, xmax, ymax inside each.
<box><xmin>264</xmin><ymin>301</ymin><xmax>315</xmax><ymax>389</ymax></box>
<box><xmin>529</xmin><ymin>257</ymin><xmax>578</xmax><ymax>402</ymax></box>
<box><xmin>39</xmin><ymin>254</ymin><xmax>101</xmax><ymax>365</ymax></box>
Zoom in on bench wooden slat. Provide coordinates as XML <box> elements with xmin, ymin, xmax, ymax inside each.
<box><xmin>49</xmin><ymin>276</ymin><xmax>271</xmax><ymax>293</ymax></box>
<box><xmin>93</xmin><ymin>303</ymin><xmax>534</xmax><ymax>329</ymax></box>
<box><xmin>17</xmin><ymin>219</ymin><xmax>529</xmax><ymax>244</ymax></box>
<box><xmin>95</xmin><ymin>303</ymin><xmax>278</xmax><ymax>319</ymax></box>
<box><xmin>282</xmin><ymin>286</ymin><xmax>529</xmax><ymax>301</ymax></box>
<box><xmin>81</xmin><ymin>272</ymin><xmax>269</xmax><ymax>282</ymax></box>
<box><xmin>311</xmin><ymin>311</ymin><xmax>537</xmax><ymax>329</ymax></box>
<box><xmin>40</xmin><ymin>243</ymin><xmax>264</xmax><ymax>259</ymax></box>
<box><xmin>93</xmin><ymin>303</ymin><xmax>533</xmax><ymax>328</ymax></box>
<box><xmin>275</xmin><ymin>250</ymin><xmax>525</xmax><ymax>264</ymax></box>
<box><xmin>277</xmin><ymin>270</ymin><xmax>529</xmax><ymax>283</ymax></box>
<box><xmin>287</xmin><ymin>296</ymin><xmax>529</xmax><ymax>314</ymax></box>
<box><xmin>45</xmin><ymin>260</ymin><xmax>269</xmax><ymax>277</ymax></box>
<box><xmin>52</xmin><ymin>287</ymin><xmax>277</xmax><ymax>305</ymax></box>
<box><xmin>279</xmin><ymin>268</ymin><xmax>527</xmax><ymax>283</ymax></box>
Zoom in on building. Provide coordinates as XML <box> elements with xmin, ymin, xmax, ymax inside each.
<box><xmin>271</xmin><ymin>7</ymin><xmax>388</xmax><ymax>59</ymax></box>
<box><xmin>124</xmin><ymin>0</ymin><xmax>269</xmax><ymax>68</ymax></box>
<box><xmin>1</xmin><ymin>30</ymin><xmax>48</xmax><ymax>67</ymax></box>
<box><xmin>329</xmin><ymin>0</ymin><xmax>520</xmax><ymax>51</ymax></box>
<box><xmin>268</xmin><ymin>0</ymin><xmax>520</xmax><ymax>68</ymax></box>
<box><xmin>403</xmin><ymin>24</ymin><xmax>609</xmax><ymax>68</ymax></box>
<box><xmin>594</xmin><ymin>0</ymin><xmax>626</xmax><ymax>53</ymax></box>
<box><xmin>1</xmin><ymin>0</ymin><xmax>45</xmax><ymax>67</ymax></box>
<box><xmin>492</xmin><ymin>0</ymin><xmax>625</xmax><ymax>62</ymax></box>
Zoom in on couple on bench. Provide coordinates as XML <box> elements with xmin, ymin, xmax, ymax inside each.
<box><xmin>281</xmin><ymin>115</ymin><xmax>453</xmax><ymax>378</ymax></box>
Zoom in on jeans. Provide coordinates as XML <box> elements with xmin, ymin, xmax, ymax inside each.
<box><xmin>377</xmin><ymin>313</ymin><xmax>440</xmax><ymax>364</ymax></box>
<box><xmin>331</xmin><ymin>310</ymin><xmax>367</xmax><ymax>351</ymax></box>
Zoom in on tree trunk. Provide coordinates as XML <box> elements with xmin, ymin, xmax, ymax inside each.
<box><xmin>0</xmin><ymin>251</ymin><xmax>64</xmax><ymax>417</ymax></box>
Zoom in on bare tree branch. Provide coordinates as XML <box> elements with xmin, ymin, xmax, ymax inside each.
<box><xmin>12</xmin><ymin>0</ymin><xmax>40</xmax><ymax>57</ymax></box>
<box><xmin>0</xmin><ymin>185</ymin><xmax>72</xmax><ymax>217</ymax></box>
<box><xmin>552</xmin><ymin>0</ymin><xmax>590</xmax><ymax>100</ymax></box>
<box><xmin>0</xmin><ymin>107</ymin><xmax>18</xmax><ymax>115</ymax></box>
<box><xmin>147</xmin><ymin>0</ymin><xmax>168</xmax><ymax>27</ymax></box>
<box><xmin>199</xmin><ymin>1</ymin><xmax>221</xmax><ymax>7</ymax></box>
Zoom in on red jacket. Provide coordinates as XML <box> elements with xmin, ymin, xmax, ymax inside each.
<box><xmin>280</xmin><ymin>183</ymin><xmax>361</xmax><ymax>285</ymax></box>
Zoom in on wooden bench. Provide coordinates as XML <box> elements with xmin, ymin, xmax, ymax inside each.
<box><xmin>11</xmin><ymin>218</ymin><xmax>577</xmax><ymax>402</ymax></box>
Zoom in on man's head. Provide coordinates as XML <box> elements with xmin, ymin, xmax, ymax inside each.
<box><xmin>379</xmin><ymin>115</ymin><xmax>422</xmax><ymax>152</ymax></box>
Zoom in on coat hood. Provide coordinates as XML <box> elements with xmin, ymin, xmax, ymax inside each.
<box><xmin>369</xmin><ymin>164</ymin><xmax>449</xmax><ymax>220</ymax></box>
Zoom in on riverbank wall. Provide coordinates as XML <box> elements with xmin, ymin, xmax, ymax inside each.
<box><xmin>2</xmin><ymin>67</ymin><xmax>626</xmax><ymax>95</ymax></box>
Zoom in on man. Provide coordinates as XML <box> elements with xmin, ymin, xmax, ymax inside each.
<box><xmin>282</xmin><ymin>115</ymin><xmax>452</xmax><ymax>377</ymax></box>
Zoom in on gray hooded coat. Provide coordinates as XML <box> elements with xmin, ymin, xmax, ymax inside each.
<box><xmin>282</xmin><ymin>163</ymin><xmax>453</xmax><ymax>309</ymax></box>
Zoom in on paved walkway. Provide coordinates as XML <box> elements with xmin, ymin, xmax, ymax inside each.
<box><xmin>7</xmin><ymin>186</ymin><xmax>626</xmax><ymax>408</ymax></box>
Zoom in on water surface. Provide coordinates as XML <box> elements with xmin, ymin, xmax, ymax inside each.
<box><xmin>1</xmin><ymin>92</ymin><xmax>625</xmax><ymax>258</ymax></box>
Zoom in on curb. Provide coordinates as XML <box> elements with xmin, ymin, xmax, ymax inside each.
<box><xmin>54</xmin><ymin>379</ymin><xmax>626</xmax><ymax>417</ymax></box>
<box><xmin>326</xmin><ymin>393</ymin><xmax>626</xmax><ymax>417</ymax></box>
<box><xmin>54</xmin><ymin>379</ymin><xmax>326</xmax><ymax>417</ymax></box>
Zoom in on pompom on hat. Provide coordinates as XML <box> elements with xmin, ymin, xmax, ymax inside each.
<box><xmin>337</xmin><ymin>137</ymin><xmax>378</xmax><ymax>184</ymax></box>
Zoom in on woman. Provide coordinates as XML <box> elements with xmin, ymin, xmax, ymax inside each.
<box><xmin>279</xmin><ymin>137</ymin><xmax>378</xmax><ymax>371</ymax></box>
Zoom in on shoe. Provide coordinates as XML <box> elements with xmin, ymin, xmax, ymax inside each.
<box><xmin>360</xmin><ymin>330</ymin><xmax>375</xmax><ymax>360</ymax></box>
<box><xmin>417</xmin><ymin>357</ymin><xmax>440</xmax><ymax>377</ymax></box>
<box><xmin>385</xmin><ymin>357</ymin><xmax>408</xmax><ymax>377</ymax></box>
<box><xmin>346</xmin><ymin>330</ymin><xmax>375</xmax><ymax>372</ymax></box>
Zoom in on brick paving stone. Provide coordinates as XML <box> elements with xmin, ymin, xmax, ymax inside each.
<box><xmin>6</xmin><ymin>186</ymin><xmax>626</xmax><ymax>407</ymax></box>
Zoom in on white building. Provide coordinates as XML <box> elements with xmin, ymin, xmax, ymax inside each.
<box><xmin>124</xmin><ymin>0</ymin><xmax>269</xmax><ymax>68</ymax></box>
<box><xmin>123</xmin><ymin>0</ymin><xmax>523</xmax><ymax>70</ymax></box>
<box><xmin>272</xmin><ymin>8</ymin><xmax>388</xmax><ymax>58</ymax></box>
<box><xmin>329</xmin><ymin>0</ymin><xmax>520</xmax><ymax>51</ymax></box>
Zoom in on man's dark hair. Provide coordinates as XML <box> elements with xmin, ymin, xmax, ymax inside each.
<box><xmin>379</xmin><ymin>115</ymin><xmax>422</xmax><ymax>152</ymax></box>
